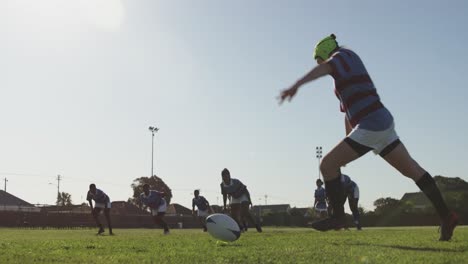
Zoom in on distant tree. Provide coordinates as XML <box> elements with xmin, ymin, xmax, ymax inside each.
<box><xmin>459</xmin><ymin>192</ymin><xmax>468</xmax><ymax>214</ymax></box>
<box><xmin>56</xmin><ymin>192</ymin><xmax>73</xmax><ymax>206</ymax></box>
<box><xmin>400</xmin><ymin>200</ymin><xmax>416</xmax><ymax>213</ymax></box>
<box><xmin>443</xmin><ymin>191</ymin><xmax>468</xmax><ymax>212</ymax></box>
<box><xmin>358</xmin><ymin>205</ymin><xmax>367</xmax><ymax>216</ymax></box>
<box><xmin>429</xmin><ymin>176</ymin><xmax>468</xmax><ymax>215</ymax></box>
<box><xmin>373</xmin><ymin>197</ymin><xmax>401</xmax><ymax>215</ymax></box>
<box><xmin>129</xmin><ymin>175</ymin><xmax>172</xmax><ymax>208</ymax></box>
<box><xmin>434</xmin><ymin>176</ymin><xmax>468</xmax><ymax>192</ymax></box>
<box><xmin>367</xmin><ymin>176</ymin><xmax>468</xmax><ymax>226</ymax></box>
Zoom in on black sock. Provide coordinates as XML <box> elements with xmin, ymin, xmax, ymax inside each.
<box><xmin>105</xmin><ymin>220</ymin><xmax>112</xmax><ymax>233</ymax></box>
<box><xmin>325</xmin><ymin>176</ymin><xmax>345</xmax><ymax>219</ymax></box>
<box><xmin>415</xmin><ymin>172</ymin><xmax>449</xmax><ymax>219</ymax></box>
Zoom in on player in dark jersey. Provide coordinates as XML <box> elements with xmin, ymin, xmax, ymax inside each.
<box><xmin>279</xmin><ymin>34</ymin><xmax>457</xmax><ymax>240</ymax></box>
<box><xmin>314</xmin><ymin>179</ymin><xmax>328</xmax><ymax>219</ymax></box>
<box><xmin>192</xmin><ymin>189</ymin><xmax>212</xmax><ymax>232</ymax></box>
<box><xmin>87</xmin><ymin>184</ymin><xmax>113</xmax><ymax>235</ymax></box>
<box><xmin>221</xmin><ymin>168</ymin><xmax>262</xmax><ymax>233</ymax></box>
<box><xmin>140</xmin><ymin>184</ymin><xmax>169</xmax><ymax>235</ymax></box>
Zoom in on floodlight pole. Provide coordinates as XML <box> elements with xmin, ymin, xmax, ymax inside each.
<box><xmin>316</xmin><ymin>146</ymin><xmax>323</xmax><ymax>180</ymax></box>
<box><xmin>57</xmin><ymin>175</ymin><xmax>61</xmax><ymax>195</ymax></box>
<box><xmin>148</xmin><ymin>126</ymin><xmax>159</xmax><ymax>176</ymax></box>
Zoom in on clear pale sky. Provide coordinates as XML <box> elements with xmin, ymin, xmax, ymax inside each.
<box><xmin>1</xmin><ymin>0</ymin><xmax>467</xmax><ymax>212</ymax></box>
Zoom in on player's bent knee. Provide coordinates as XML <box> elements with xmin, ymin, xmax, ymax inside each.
<box><xmin>320</xmin><ymin>156</ymin><xmax>340</xmax><ymax>179</ymax></box>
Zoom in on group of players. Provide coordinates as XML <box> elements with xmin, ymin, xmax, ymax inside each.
<box><xmin>86</xmin><ymin>168</ymin><xmax>262</xmax><ymax>235</ymax></box>
<box><xmin>87</xmin><ymin>166</ymin><xmax>362</xmax><ymax>236</ymax></box>
<box><xmin>86</xmin><ymin>183</ymin><xmax>170</xmax><ymax>235</ymax></box>
<box><xmin>88</xmin><ymin>33</ymin><xmax>458</xmax><ymax>241</ymax></box>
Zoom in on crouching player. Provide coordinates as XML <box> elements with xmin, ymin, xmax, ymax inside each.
<box><xmin>220</xmin><ymin>168</ymin><xmax>262</xmax><ymax>233</ymax></box>
<box><xmin>140</xmin><ymin>184</ymin><xmax>170</xmax><ymax>235</ymax></box>
<box><xmin>87</xmin><ymin>184</ymin><xmax>113</xmax><ymax>235</ymax></box>
<box><xmin>341</xmin><ymin>174</ymin><xmax>362</xmax><ymax>230</ymax></box>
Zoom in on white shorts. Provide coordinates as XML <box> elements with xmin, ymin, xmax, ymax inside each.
<box><xmin>315</xmin><ymin>207</ymin><xmax>328</xmax><ymax>213</ymax></box>
<box><xmin>230</xmin><ymin>193</ymin><xmax>249</xmax><ymax>204</ymax></box>
<box><xmin>197</xmin><ymin>209</ymin><xmax>209</xmax><ymax>217</ymax></box>
<box><xmin>348</xmin><ymin>122</ymin><xmax>399</xmax><ymax>154</ymax></box>
<box><xmin>94</xmin><ymin>202</ymin><xmax>111</xmax><ymax>209</ymax></box>
<box><xmin>151</xmin><ymin>202</ymin><xmax>167</xmax><ymax>216</ymax></box>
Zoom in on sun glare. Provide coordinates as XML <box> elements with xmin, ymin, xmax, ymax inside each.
<box><xmin>81</xmin><ymin>0</ymin><xmax>125</xmax><ymax>31</ymax></box>
<box><xmin>7</xmin><ymin>0</ymin><xmax>125</xmax><ymax>31</ymax></box>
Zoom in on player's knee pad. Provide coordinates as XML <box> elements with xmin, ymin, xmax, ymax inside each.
<box><xmin>344</xmin><ymin>137</ymin><xmax>372</xmax><ymax>157</ymax></box>
<box><xmin>379</xmin><ymin>139</ymin><xmax>401</xmax><ymax>157</ymax></box>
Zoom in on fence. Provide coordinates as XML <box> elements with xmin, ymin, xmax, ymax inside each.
<box><xmin>0</xmin><ymin>211</ymin><xmax>202</xmax><ymax>229</ymax></box>
<box><xmin>1</xmin><ymin>211</ymin><xmax>465</xmax><ymax>229</ymax></box>
<box><xmin>0</xmin><ymin>205</ymin><xmax>41</xmax><ymax>213</ymax></box>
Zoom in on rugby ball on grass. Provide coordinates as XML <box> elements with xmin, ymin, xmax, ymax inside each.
<box><xmin>206</xmin><ymin>213</ymin><xmax>241</xmax><ymax>242</ymax></box>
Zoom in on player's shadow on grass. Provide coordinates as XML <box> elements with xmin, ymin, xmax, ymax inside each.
<box><xmin>215</xmin><ymin>241</ymin><xmax>242</xmax><ymax>247</ymax></box>
<box><xmin>339</xmin><ymin>242</ymin><xmax>466</xmax><ymax>253</ymax></box>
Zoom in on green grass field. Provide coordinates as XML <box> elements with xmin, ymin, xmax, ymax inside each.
<box><xmin>0</xmin><ymin>227</ymin><xmax>467</xmax><ymax>264</ymax></box>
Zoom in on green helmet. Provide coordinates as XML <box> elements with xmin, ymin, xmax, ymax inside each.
<box><xmin>313</xmin><ymin>34</ymin><xmax>339</xmax><ymax>61</ymax></box>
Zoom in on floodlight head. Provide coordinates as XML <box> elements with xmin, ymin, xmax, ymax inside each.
<box><xmin>148</xmin><ymin>126</ymin><xmax>159</xmax><ymax>132</ymax></box>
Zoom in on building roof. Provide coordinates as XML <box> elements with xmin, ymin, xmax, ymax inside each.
<box><xmin>166</xmin><ymin>203</ymin><xmax>192</xmax><ymax>216</ymax></box>
<box><xmin>0</xmin><ymin>190</ymin><xmax>35</xmax><ymax>207</ymax></box>
<box><xmin>111</xmin><ymin>201</ymin><xmax>149</xmax><ymax>215</ymax></box>
<box><xmin>400</xmin><ymin>192</ymin><xmax>430</xmax><ymax>207</ymax></box>
<box><xmin>40</xmin><ymin>204</ymin><xmax>90</xmax><ymax>213</ymax></box>
<box><xmin>252</xmin><ymin>204</ymin><xmax>291</xmax><ymax>215</ymax></box>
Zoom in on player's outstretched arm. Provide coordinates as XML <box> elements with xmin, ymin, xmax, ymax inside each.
<box><xmin>278</xmin><ymin>63</ymin><xmax>332</xmax><ymax>104</ymax></box>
